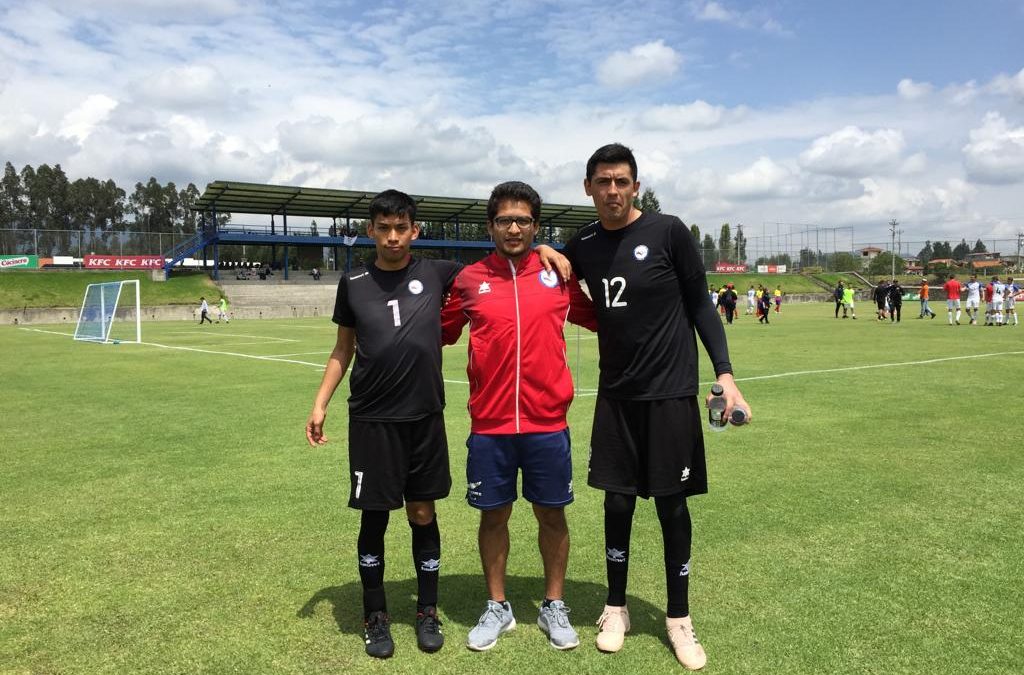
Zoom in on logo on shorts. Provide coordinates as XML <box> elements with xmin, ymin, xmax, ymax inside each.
<box><xmin>539</xmin><ymin>270</ymin><xmax>559</xmax><ymax>288</ymax></box>
<box><xmin>359</xmin><ymin>554</ymin><xmax>381</xmax><ymax>568</ymax></box>
<box><xmin>681</xmin><ymin>467</ymin><xmax>690</xmax><ymax>482</ymax></box>
<box><xmin>606</xmin><ymin>548</ymin><xmax>627</xmax><ymax>563</ymax></box>
<box><xmin>478</xmin><ymin>282</ymin><xmax>491</xmax><ymax>295</ymax></box>
<box><xmin>679</xmin><ymin>559</ymin><xmax>691</xmax><ymax>577</ymax></box>
<box><xmin>633</xmin><ymin>245</ymin><xmax>649</xmax><ymax>261</ymax></box>
<box><xmin>408</xmin><ymin>279</ymin><xmax>423</xmax><ymax>294</ymax></box>
<box><xmin>420</xmin><ymin>558</ymin><xmax>441</xmax><ymax>572</ymax></box>
<box><xmin>468</xmin><ymin>480</ymin><xmax>483</xmax><ymax>499</ymax></box>
<box><xmin>567</xmin><ymin>480</ymin><xmax>573</xmax><ymax>495</ymax></box>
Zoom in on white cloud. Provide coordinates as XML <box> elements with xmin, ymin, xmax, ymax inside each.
<box><xmin>596</xmin><ymin>40</ymin><xmax>681</xmax><ymax>89</ymax></box>
<box><xmin>962</xmin><ymin>112</ymin><xmax>1024</xmax><ymax>185</ymax></box>
<box><xmin>897</xmin><ymin>78</ymin><xmax>933</xmax><ymax>101</ymax></box>
<box><xmin>57</xmin><ymin>94</ymin><xmax>118</xmax><ymax>141</ymax></box>
<box><xmin>136</xmin><ymin>65</ymin><xmax>234</xmax><ymax>110</ymax></box>
<box><xmin>989</xmin><ymin>67</ymin><xmax>1024</xmax><ymax>99</ymax></box>
<box><xmin>688</xmin><ymin>1</ymin><xmax>791</xmax><ymax>35</ymax></box>
<box><xmin>799</xmin><ymin>126</ymin><xmax>906</xmax><ymax>177</ymax></box>
<box><xmin>721</xmin><ymin>157</ymin><xmax>797</xmax><ymax>200</ymax></box>
<box><xmin>636</xmin><ymin>100</ymin><xmax>746</xmax><ymax>131</ymax></box>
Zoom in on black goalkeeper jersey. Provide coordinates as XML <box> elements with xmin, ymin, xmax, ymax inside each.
<box><xmin>563</xmin><ymin>211</ymin><xmax>732</xmax><ymax>400</ymax></box>
<box><xmin>332</xmin><ymin>257</ymin><xmax>461</xmax><ymax>421</ymax></box>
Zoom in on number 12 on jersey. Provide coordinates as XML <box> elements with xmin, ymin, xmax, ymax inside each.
<box><xmin>602</xmin><ymin>277</ymin><xmax>628</xmax><ymax>308</ymax></box>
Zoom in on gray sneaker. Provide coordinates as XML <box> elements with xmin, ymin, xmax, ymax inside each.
<box><xmin>537</xmin><ymin>600</ymin><xmax>579</xmax><ymax>650</ymax></box>
<box><xmin>467</xmin><ymin>600</ymin><xmax>516</xmax><ymax>651</ymax></box>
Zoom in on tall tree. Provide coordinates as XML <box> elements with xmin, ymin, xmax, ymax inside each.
<box><xmin>734</xmin><ymin>225</ymin><xmax>747</xmax><ymax>261</ymax></box>
<box><xmin>952</xmin><ymin>238</ymin><xmax>970</xmax><ymax>261</ymax></box>
<box><xmin>933</xmin><ymin>241</ymin><xmax>952</xmax><ymax>259</ymax></box>
<box><xmin>1</xmin><ymin>162</ymin><xmax>24</xmax><ymax>229</ymax></box>
<box><xmin>701</xmin><ymin>233</ymin><xmax>717</xmax><ymax>268</ymax></box>
<box><xmin>972</xmin><ymin>238</ymin><xmax>987</xmax><ymax>254</ymax></box>
<box><xmin>689</xmin><ymin>224</ymin><xmax>701</xmax><ymax>243</ymax></box>
<box><xmin>636</xmin><ymin>187</ymin><xmax>661</xmax><ymax>213</ymax></box>
<box><xmin>718</xmin><ymin>223</ymin><xmax>732</xmax><ymax>262</ymax></box>
<box><xmin>917</xmin><ymin>240</ymin><xmax>933</xmax><ymax>265</ymax></box>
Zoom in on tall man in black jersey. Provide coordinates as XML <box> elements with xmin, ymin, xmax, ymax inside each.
<box><xmin>563</xmin><ymin>144</ymin><xmax>752</xmax><ymax>670</ymax></box>
<box><xmin>305</xmin><ymin>190</ymin><xmax>459</xmax><ymax>659</ymax></box>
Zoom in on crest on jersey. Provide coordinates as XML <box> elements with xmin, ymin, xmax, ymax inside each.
<box><xmin>538</xmin><ymin>269</ymin><xmax>559</xmax><ymax>288</ymax></box>
<box><xmin>633</xmin><ymin>244</ymin><xmax>649</xmax><ymax>261</ymax></box>
<box><xmin>408</xmin><ymin>279</ymin><xmax>423</xmax><ymax>295</ymax></box>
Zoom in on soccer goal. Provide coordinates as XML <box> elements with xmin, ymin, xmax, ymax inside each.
<box><xmin>73</xmin><ymin>280</ymin><xmax>142</xmax><ymax>344</ymax></box>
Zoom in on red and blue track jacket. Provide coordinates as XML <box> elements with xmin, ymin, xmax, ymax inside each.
<box><xmin>441</xmin><ymin>250</ymin><xmax>597</xmax><ymax>434</ymax></box>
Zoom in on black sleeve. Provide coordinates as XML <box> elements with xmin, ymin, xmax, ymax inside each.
<box><xmin>438</xmin><ymin>260</ymin><xmax>463</xmax><ymax>292</ymax></box>
<box><xmin>562</xmin><ymin>236</ymin><xmax>581</xmax><ymax>277</ymax></box>
<box><xmin>331</xmin><ymin>275</ymin><xmax>355</xmax><ymax>327</ymax></box>
<box><xmin>669</xmin><ymin>219</ymin><xmax>733</xmax><ymax>376</ymax></box>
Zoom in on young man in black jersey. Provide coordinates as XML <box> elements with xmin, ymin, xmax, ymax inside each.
<box><xmin>562</xmin><ymin>143</ymin><xmax>751</xmax><ymax>670</ymax></box>
<box><xmin>305</xmin><ymin>190</ymin><xmax>458</xmax><ymax>659</ymax></box>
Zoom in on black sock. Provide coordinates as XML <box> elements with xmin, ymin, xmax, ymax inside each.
<box><xmin>410</xmin><ymin>515</ymin><xmax>441</xmax><ymax>610</ymax></box>
<box><xmin>655</xmin><ymin>494</ymin><xmax>692</xmax><ymax>618</ymax></box>
<box><xmin>604</xmin><ymin>491</ymin><xmax>636</xmax><ymax>607</ymax></box>
<box><xmin>358</xmin><ymin>510</ymin><xmax>390</xmax><ymax>618</ymax></box>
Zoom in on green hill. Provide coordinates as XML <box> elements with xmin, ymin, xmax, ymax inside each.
<box><xmin>0</xmin><ymin>270</ymin><xmax>222</xmax><ymax>309</ymax></box>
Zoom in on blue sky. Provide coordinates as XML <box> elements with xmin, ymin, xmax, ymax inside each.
<box><xmin>1</xmin><ymin>0</ymin><xmax>1023</xmax><ymax>245</ymax></box>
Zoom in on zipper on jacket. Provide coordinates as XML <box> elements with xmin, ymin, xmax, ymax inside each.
<box><xmin>508</xmin><ymin>258</ymin><xmax>521</xmax><ymax>433</ymax></box>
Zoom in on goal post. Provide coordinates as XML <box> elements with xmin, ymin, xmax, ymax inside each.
<box><xmin>73</xmin><ymin>280</ymin><xmax>142</xmax><ymax>343</ymax></box>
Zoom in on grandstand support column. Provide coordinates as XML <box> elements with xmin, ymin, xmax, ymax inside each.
<box><xmin>213</xmin><ymin>241</ymin><xmax>220</xmax><ymax>281</ymax></box>
<box><xmin>455</xmin><ymin>217</ymin><xmax>461</xmax><ymax>263</ymax></box>
<box><xmin>284</xmin><ymin>246</ymin><xmax>289</xmax><ymax>281</ymax></box>
<box><xmin>283</xmin><ymin>208</ymin><xmax>289</xmax><ymax>280</ymax></box>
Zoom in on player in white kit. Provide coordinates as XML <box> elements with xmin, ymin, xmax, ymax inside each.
<box><xmin>964</xmin><ymin>275</ymin><xmax>982</xmax><ymax>325</ymax></box>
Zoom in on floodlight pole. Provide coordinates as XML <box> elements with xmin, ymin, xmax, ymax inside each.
<box><xmin>889</xmin><ymin>219</ymin><xmax>899</xmax><ymax>279</ymax></box>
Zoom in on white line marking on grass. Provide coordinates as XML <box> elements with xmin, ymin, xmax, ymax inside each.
<box><xmin>170</xmin><ymin>330</ymin><xmax>298</xmax><ymax>342</ymax></box>
<box><xmin>444</xmin><ymin>379</ymin><xmax>470</xmax><ymax>385</ymax></box>
<box><xmin>572</xmin><ymin>351</ymin><xmax>1024</xmax><ymax>396</ymax></box>
<box><xmin>726</xmin><ymin>351</ymin><xmax>1024</xmax><ymax>384</ymax></box>
<box><xmin>19</xmin><ymin>328</ymin><xmax>76</xmax><ymax>337</ymax></box>
<box><xmin>262</xmin><ymin>350</ymin><xmax>334</xmax><ymax>358</ymax></box>
<box><xmin>143</xmin><ymin>341</ymin><xmax>326</xmax><ymax>368</ymax></box>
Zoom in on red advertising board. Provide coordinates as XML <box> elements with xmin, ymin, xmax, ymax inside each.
<box><xmin>84</xmin><ymin>255</ymin><xmax>165</xmax><ymax>269</ymax></box>
<box><xmin>714</xmin><ymin>262</ymin><xmax>748</xmax><ymax>273</ymax></box>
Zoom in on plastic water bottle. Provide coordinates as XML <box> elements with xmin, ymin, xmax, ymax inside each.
<box><xmin>707</xmin><ymin>383</ymin><xmax>727</xmax><ymax>432</ymax></box>
<box><xmin>729</xmin><ymin>406</ymin><xmax>749</xmax><ymax>426</ymax></box>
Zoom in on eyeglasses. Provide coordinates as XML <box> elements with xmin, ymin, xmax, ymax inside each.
<box><xmin>492</xmin><ymin>216</ymin><xmax>536</xmax><ymax>229</ymax></box>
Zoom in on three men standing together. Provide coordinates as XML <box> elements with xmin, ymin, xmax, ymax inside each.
<box><xmin>305</xmin><ymin>143</ymin><xmax>751</xmax><ymax>670</ymax></box>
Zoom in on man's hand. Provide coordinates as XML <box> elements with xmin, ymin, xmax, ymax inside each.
<box><xmin>534</xmin><ymin>244</ymin><xmax>573</xmax><ymax>282</ymax></box>
<box><xmin>704</xmin><ymin>373</ymin><xmax>752</xmax><ymax>425</ymax></box>
<box><xmin>306</xmin><ymin>408</ymin><xmax>328</xmax><ymax>446</ymax></box>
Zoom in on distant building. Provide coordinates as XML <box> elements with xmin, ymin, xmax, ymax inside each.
<box><xmin>858</xmin><ymin>246</ymin><xmax>884</xmax><ymax>261</ymax></box>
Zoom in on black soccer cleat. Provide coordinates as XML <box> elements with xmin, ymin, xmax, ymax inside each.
<box><xmin>363</xmin><ymin>611</ymin><xmax>394</xmax><ymax>658</ymax></box>
<box><xmin>416</xmin><ymin>606</ymin><xmax>445</xmax><ymax>653</ymax></box>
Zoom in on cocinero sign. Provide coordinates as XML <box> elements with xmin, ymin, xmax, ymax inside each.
<box><xmin>83</xmin><ymin>255</ymin><xmax>165</xmax><ymax>268</ymax></box>
<box><xmin>0</xmin><ymin>255</ymin><xmax>38</xmax><ymax>269</ymax></box>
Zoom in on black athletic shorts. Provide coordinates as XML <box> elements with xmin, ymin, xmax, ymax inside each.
<box><xmin>587</xmin><ymin>395</ymin><xmax>707</xmax><ymax>499</ymax></box>
<box><xmin>347</xmin><ymin>412</ymin><xmax>451</xmax><ymax>510</ymax></box>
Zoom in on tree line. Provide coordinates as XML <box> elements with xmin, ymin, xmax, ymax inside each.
<box><xmin>0</xmin><ymin>161</ymin><xmax>219</xmax><ymax>234</ymax></box>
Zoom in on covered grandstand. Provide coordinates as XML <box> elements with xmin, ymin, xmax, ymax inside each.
<box><xmin>175</xmin><ymin>181</ymin><xmax>599</xmax><ymax>279</ymax></box>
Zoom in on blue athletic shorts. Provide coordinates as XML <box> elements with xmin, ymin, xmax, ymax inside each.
<box><xmin>465</xmin><ymin>429</ymin><xmax>573</xmax><ymax>509</ymax></box>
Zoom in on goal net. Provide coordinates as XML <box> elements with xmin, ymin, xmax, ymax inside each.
<box><xmin>73</xmin><ymin>280</ymin><xmax>142</xmax><ymax>343</ymax></box>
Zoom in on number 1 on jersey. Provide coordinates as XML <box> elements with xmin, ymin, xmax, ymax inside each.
<box><xmin>602</xmin><ymin>277</ymin><xmax>628</xmax><ymax>308</ymax></box>
<box><xmin>387</xmin><ymin>299</ymin><xmax>401</xmax><ymax>326</ymax></box>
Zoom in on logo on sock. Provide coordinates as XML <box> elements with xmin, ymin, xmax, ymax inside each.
<box><xmin>679</xmin><ymin>559</ymin><xmax>691</xmax><ymax>577</ymax></box>
<box><xmin>420</xmin><ymin>558</ymin><xmax>441</xmax><ymax>572</ymax></box>
<box><xmin>606</xmin><ymin>547</ymin><xmax>627</xmax><ymax>563</ymax></box>
<box><xmin>359</xmin><ymin>554</ymin><xmax>381</xmax><ymax>568</ymax></box>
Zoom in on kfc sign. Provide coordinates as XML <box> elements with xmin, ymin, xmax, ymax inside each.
<box><xmin>84</xmin><ymin>255</ymin><xmax>165</xmax><ymax>269</ymax></box>
<box><xmin>714</xmin><ymin>262</ymin><xmax>748</xmax><ymax>273</ymax></box>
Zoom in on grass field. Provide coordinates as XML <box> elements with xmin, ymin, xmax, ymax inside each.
<box><xmin>0</xmin><ymin>270</ymin><xmax>222</xmax><ymax>309</ymax></box>
<box><xmin>2</xmin><ymin>302</ymin><xmax>1023</xmax><ymax>674</ymax></box>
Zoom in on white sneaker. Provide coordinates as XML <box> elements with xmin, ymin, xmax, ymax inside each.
<box><xmin>595</xmin><ymin>604</ymin><xmax>630</xmax><ymax>653</ymax></box>
<box><xmin>666</xmin><ymin>615</ymin><xmax>707</xmax><ymax>670</ymax></box>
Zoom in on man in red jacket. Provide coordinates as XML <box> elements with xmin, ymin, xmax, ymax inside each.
<box><xmin>442</xmin><ymin>181</ymin><xmax>596</xmax><ymax>652</ymax></box>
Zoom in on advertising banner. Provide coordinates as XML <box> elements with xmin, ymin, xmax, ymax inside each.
<box><xmin>83</xmin><ymin>255</ymin><xmax>164</xmax><ymax>269</ymax></box>
<box><xmin>756</xmin><ymin>264</ymin><xmax>787</xmax><ymax>274</ymax></box>
<box><xmin>714</xmin><ymin>262</ymin><xmax>749</xmax><ymax>273</ymax></box>
<box><xmin>0</xmin><ymin>255</ymin><xmax>38</xmax><ymax>269</ymax></box>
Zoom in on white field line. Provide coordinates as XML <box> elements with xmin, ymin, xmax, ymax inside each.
<box><xmin>19</xmin><ymin>328</ymin><xmax>1022</xmax><ymax>387</ymax></box>
<box><xmin>261</xmin><ymin>350</ymin><xmax>334</xmax><ymax>358</ymax></box>
<box><xmin>170</xmin><ymin>330</ymin><xmax>298</xmax><ymax>342</ymax></box>
<box><xmin>572</xmin><ymin>350</ymin><xmax>1024</xmax><ymax>397</ymax></box>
